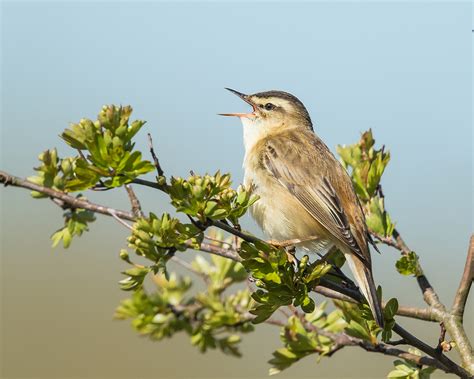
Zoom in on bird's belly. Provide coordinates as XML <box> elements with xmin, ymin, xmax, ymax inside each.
<box><xmin>247</xmin><ymin>174</ymin><xmax>329</xmax><ymax>245</ymax></box>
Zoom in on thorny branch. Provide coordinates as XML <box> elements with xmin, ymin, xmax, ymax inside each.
<box><xmin>370</xmin><ymin>185</ymin><xmax>474</xmax><ymax>375</ymax></box>
<box><xmin>1</xmin><ymin>170</ymin><xmax>471</xmax><ymax>377</ymax></box>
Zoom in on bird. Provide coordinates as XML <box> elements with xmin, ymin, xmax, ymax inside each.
<box><xmin>220</xmin><ymin>88</ymin><xmax>384</xmax><ymax>327</ymax></box>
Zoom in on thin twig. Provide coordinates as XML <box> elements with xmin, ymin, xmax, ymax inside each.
<box><xmin>386</xmin><ymin>339</ymin><xmax>407</xmax><ymax>346</ymax></box>
<box><xmin>108</xmin><ymin>209</ymin><xmax>133</xmax><ymax>230</ymax></box>
<box><xmin>125</xmin><ymin>184</ymin><xmax>144</xmax><ymax>217</ymax></box>
<box><xmin>452</xmin><ymin>235</ymin><xmax>474</xmax><ymax>321</ymax></box>
<box><xmin>0</xmin><ymin>171</ymin><xmax>136</xmax><ymax>221</ymax></box>
<box><xmin>204</xmin><ymin>235</ymin><xmax>233</xmax><ymax>247</ymax></box>
<box><xmin>196</xmin><ymin>242</ymin><xmax>242</xmax><ymax>262</ymax></box>
<box><xmin>147</xmin><ymin>133</ymin><xmax>164</xmax><ymax>177</ymax></box>
<box><xmin>435</xmin><ymin>322</ymin><xmax>447</xmax><ymax>354</ymax></box>
<box><xmin>132</xmin><ymin>178</ymin><xmax>164</xmax><ymax>190</ymax></box>
<box><xmin>170</xmin><ymin>256</ymin><xmax>207</xmax><ymax>281</ymax></box>
<box><xmin>314</xmin><ymin>286</ymin><xmax>437</xmax><ymax>322</ymax></box>
<box><xmin>212</xmin><ymin>220</ymin><xmax>261</xmax><ymax>244</ymax></box>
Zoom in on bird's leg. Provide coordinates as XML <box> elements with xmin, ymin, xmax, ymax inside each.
<box><xmin>267</xmin><ymin>235</ymin><xmax>321</xmax><ymax>248</ymax></box>
<box><xmin>285</xmin><ymin>245</ymin><xmax>297</xmax><ymax>264</ymax></box>
<box><xmin>267</xmin><ymin>236</ymin><xmax>321</xmax><ymax>265</ymax></box>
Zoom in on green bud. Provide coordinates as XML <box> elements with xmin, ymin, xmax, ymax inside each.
<box><xmin>299</xmin><ymin>255</ymin><xmax>309</xmax><ymax>270</ymax></box>
<box><xmin>119</xmin><ymin>249</ymin><xmax>130</xmax><ymax>261</ymax></box>
<box><xmin>157</xmin><ymin>176</ymin><xmax>167</xmax><ymax>186</ymax></box>
<box><xmin>61</xmin><ymin>158</ymin><xmax>73</xmax><ymax>174</ymax></box>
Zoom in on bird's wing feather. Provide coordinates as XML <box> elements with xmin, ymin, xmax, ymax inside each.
<box><xmin>261</xmin><ymin>130</ymin><xmax>371</xmax><ymax>268</ymax></box>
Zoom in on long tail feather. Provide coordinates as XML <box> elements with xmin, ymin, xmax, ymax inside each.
<box><xmin>343</xmin><ymin>252</ymin><xmax>384</xmax><ymax>328</ymax></box>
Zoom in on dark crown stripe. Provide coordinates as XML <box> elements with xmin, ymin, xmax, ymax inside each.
<box><xmin>252</xmin><ymin>90</ymin><xmax>313</xmax><ymax>130</ymax></box>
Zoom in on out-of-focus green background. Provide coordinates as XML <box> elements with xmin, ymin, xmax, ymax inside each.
<box><xmin>1</xmin><ymin>1</ymin><xmax>472</xmax><ymax>378</ymax></box>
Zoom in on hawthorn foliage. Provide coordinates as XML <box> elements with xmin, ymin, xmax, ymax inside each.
<box><xmin>11</xmin><ymin>105</ymin><xmax>470</xmax><ymax>378</ymax></box>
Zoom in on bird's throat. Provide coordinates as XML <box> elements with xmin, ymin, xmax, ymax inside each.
<box><xmin>240</xmin><ymin>117</ymin><xmax>268</xmax><ymax>156</ymax></box>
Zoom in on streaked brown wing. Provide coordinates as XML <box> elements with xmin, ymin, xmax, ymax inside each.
<box><xmin>261</xmin><ymin>130</ymin><xmax>371</xmax><ymax>268</ymax></box>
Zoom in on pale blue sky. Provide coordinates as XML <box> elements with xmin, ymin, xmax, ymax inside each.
<box><xmin>1</xmin><ymin>2</ymin><xmax>472</xmax><ymax>378</ymax></box>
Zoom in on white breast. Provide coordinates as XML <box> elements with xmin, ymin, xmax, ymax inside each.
<box><xmin>241</xmin><ymin>117</ymin><xmax>268</xmax><ymax>161</ymax></box>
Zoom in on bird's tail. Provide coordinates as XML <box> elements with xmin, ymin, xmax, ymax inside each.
<box><xmin>343</xmin><ymin>252</ymin><xmax>384</xmax><ymax>328</ymax></box>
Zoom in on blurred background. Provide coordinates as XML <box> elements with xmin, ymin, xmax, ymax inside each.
<box><xmin>1</xmin><ymin>1</ymin><xmax>472</xmax><ymax>378</ymax></box>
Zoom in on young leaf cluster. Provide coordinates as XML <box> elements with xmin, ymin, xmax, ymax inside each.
<box><xmin>124</xmin><ymin>212</ymin><xmax>204</xmax><ymax>281</ymax></box>
<box><xmin>239</xmin><ymin>241</ymin><xmax>331</xmax><ymax>323</ymax></box>
<box><xmin>337</xmin><ymin>129</ymin><xmax>394</xmax><ymax>237</ymax></box>
<box><xmin>396</xmin><ymin>252</ymin><xmax>423</xmax><ymax>277</ymax></box>
<box><xmin>115</xmin><ymin>255</ymin><xmax>254</xmax><ymax>357</ymax></box>
<box><xmin>51</xmin><ymin>205</ymin><xmax>96</xmax><ymax>248</ymax></box>
<box><xmin>60</xmin><ymin>105</ymin><xmax>155</xmax><ymax>188</ymax></box>
<box><xmin>387</xmin><ymin>349</ymin><xmax>437</xmax><ymax>379</ymax></box>
<box><xmin>268</xmin><ymin>302</ymin><xmax>345</xmax><ymax>375</ymax></box>
<box><xmin>335</xmin><ymin>290</ymin><xmax>398</xmax><ymax>344</ymax></box>
<box><xmin>28</xmin><ymin>149</ymin><xmax>83</xmax><ymax>195</ymax></box>
<box><xmin>168</xmin><ymin>172</ymin><xmax>258</xmax><ymax>224</ymax></box>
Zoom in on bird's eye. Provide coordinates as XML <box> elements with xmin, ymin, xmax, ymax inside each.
<box><xmin>264</xmin><ymin>103</ymin><xmax>275</xmax><ymax>111</ymax></box>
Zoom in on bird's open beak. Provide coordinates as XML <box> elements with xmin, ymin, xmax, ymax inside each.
<box><xmin>219</xmin><ymin>88</ymin><xmax>257</xmax><ymax>118</ymax></box>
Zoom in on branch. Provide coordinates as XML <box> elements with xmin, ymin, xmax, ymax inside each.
<box><xmin>1</xmin><ymin>171</ymin><xmax>136</xmax><ymax>221</ymax></box>
<box><xmin>108</xmin><ymin>209</ymin><xmax>133</xmax><ymax>230</ymax></box>
<box><xmin>147</xmin><ymin>133</ymin><xmax>164</xmax><ymax>177</ymax></box>
<box><xmin>1</xmin><ymin>170</ymin><xmax>435</xmax><ymax>323</ymax></box>
<box><xmin>452</xmin><ymin>235</ymin><xmax>474</xmax><ymax>321</ymax></box>
<box><xmin>355</xmin><ymin>339</ymin><xmax>451</xmax><ymax>373</ymax></box>
<box><xmin>125</xmin><ymin>184</ymin><xmax>144</xmax><ymax>217</ymax></box>
<box><xmin>196</xmin><ymin>242</ymin><xmax>241</xmax><ymax>262</ymax></box>
<box><xmin>292</xmin><ymin>308</ymin><xmax>455</xmax><ymax>374</ymax></box>
<box><xmin>318</xmin><ymin>263</ymin><xmax>470</xmax><ymax>377</ymax></box>
<box><xmin>211</xmin><ymin>220</ymin><xmax>261</xmax><ymax>244</ymax></box>
<box><xmin>131</xmin><ymin>178</ymin><xmax>163</xmax><ymax>190</ymax></box>
<box><xmin>314</xmin><ymin>286</ymin><xmax>438</xmax><ymax>322</ymax></box>
<box><xmin>372</xmin><ymin>227</ymin><xmax>445</xmax><ymax>312</ymax></box>
<box><xmin>392</xmin><ymin>323</ymin><xmax>471</xmax><ymax>378</ymax></box>
<box><xmin>372</xmin><ymin>218</ymin><xmax>474</xmax><ymax>375</ymax></box>
<box><xmin>0</xmin><ymin>170</ymin><xmax>242</xmax><ymax>265</ymax></box>
<box><xmin>2</xmin><ymin>170</ymin><xmax>471</xmax><ymax>376</ymax></box>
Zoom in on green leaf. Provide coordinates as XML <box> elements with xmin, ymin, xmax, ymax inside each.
<box><xmin>345</xmin><ymin>319</ymin><xmax>372</xmax><ymax>341</ymax></box>
<box><xmin>365</xmin><ymin>196</ymin><xmax>394</xmax><ymax>237</ymax></box>
<box><xmin>337</xmin><ymin>129</ymin><xmax>390</xmax><ymax>204</ymax></box>
<box><xmin>50</xmin><ymin>205</ymin><xmax>95</xmax><ymax>249</ymax></box>
<box><xmin>396</xmin><ymin>252</ymin><xmax>423</xmax><ymax>276</ymax></box>
<box><xmin>119</xmin><ymin>266</ymin><xmax>151</xmax><ymax>291</ymax></box>
<box><xmin>384</xmin><ymin>298</ymin><xmax>398</xmax><ymax>320</ymax></box>
<box><xmin>304</xmin><ymin>261</ymin><xmax>332</xmax><ymax>283</ymax></box>
<box><xmin>387</xmin><ymin>370</ymin><xmax>410</xmax><ymax>378</ymax></box>
<box><xmin>268</xmin><ymin>309</ymin><xmax>346</xmax><ymax>374</ymax></box>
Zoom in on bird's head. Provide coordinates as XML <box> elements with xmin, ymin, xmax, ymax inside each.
<box><xmin>220</xmin><ymin>88</ymin><xmax>313</xmax><ymax>132</ymax></box>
